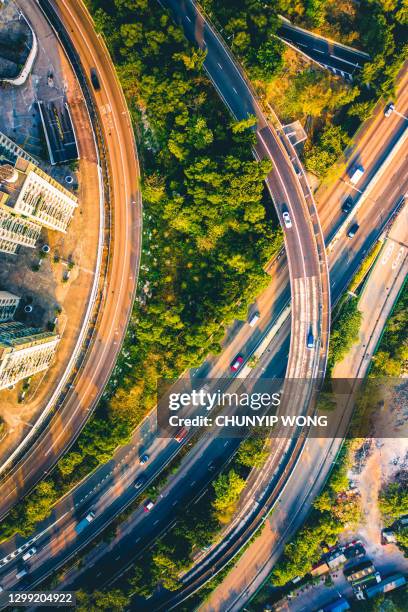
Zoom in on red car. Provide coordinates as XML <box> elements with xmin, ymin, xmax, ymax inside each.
<box><xmin>174</xmin><ymin>427</ymin><xmax>188</xmax><ymax>443</ymax></box>
<box><xmin>230</xmin><ymin>355</ymin><xmax>244</xmax><ymax>372</ymax></box>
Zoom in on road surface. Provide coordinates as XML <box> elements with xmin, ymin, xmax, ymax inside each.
<box><xmin>161</xmin><ymin>0</ymin><xmax>330</xmax><ymax>390</ymax></box>
<box><xmin>0</xmin><ymin>134</ymin><xmax>404</xmax><ymax>599</ymax></box>
<box><xmin>0</xmin><ymin>0</ymin><xmax>141</xmax><ymax>520</ymax></box>
<box><xmin>278</xmin><ymin>16</ymin><xmax>370</xmax><ymax>80</ymax></box>
<box><xmin>0</xmin><ymin>12</ymin><xmax>406</xmax><ymax>605</ymax></box>
<box><xmin>197</xmin><ymin>184</ymin><xmax>408</xmax><ymax>612</ymax></box>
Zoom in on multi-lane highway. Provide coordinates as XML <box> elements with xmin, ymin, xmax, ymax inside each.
<box><xmin>0</xmin><ymin>4</ymin><xmax>405</xmax><ymax>605</ymax></box>
<box><xmin>278</xmin><ymin>16</ymin><xmax>370</xmax><ymax>80</ymax></box>
<box><xmin>0</xmin><ymin>69</ymin><xmax>405</xmax><ymax>600</ymax></box>
<box><xmin>161</xmin><ymin>0</ymin><xmax>330</xmax><ymax>391</ymax></box>
<box><xmin>203</xmin><ymin>209</ymin><xmax>408</xmax><ymax>612</ymax></box>
<box><xmin>0</xmin><ymin>0</ymin><xmax>141</xmax><ymax>519</ymax></box>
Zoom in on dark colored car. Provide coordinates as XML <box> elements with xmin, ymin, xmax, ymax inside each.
<box><xmin>341</xmin><ymin>196</ymin><xmax>353</xmax><ymax>214</ymax></box>
<box><xmin>134</xmin><ymin>475</ymin><xmax>147</xmax><ymax>490</ymax></box>
<box><xmin>90</xmin><ymin>68</ymin><xmax>101</xmax><ymax>91</ymax></box>
<box><xmin>139</xmin><ymin>453</ymin><xmax>149</xmax><ymax>465</ymax></box>
<box><xmin>347</xmin><ymin>223</ymin><xmax>359</xmax><ymax>238</ymax></box>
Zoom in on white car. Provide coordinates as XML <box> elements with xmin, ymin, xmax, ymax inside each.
<box><xmin>282</xmin><ymin>210</ymin><xmax>292</xmax><ymax>229</ymax></box>
<box><xmin>384</xmin><ymin>103</ymin><xmax>395</xmax><ymax>117</ymax></box>
<box><xmin>248</xmin><ymin>312</ymin><xmax>260</xmax><ymax>327</ymax></box>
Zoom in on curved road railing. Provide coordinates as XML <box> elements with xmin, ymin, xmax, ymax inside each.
<box><xmin>0</xmin><ymin>0</ymin><xmax>142</xmax><ymax>520</ymax></box>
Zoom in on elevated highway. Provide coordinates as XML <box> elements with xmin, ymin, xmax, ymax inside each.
<box><xmin>162</xmin><ymin>0</ymin><xmax>330</xmax><ymax>404</ymax></box>
<box><xmin>278</xmin><ymin>16</ymin><xmax>370</xmax><ymax>80</ymax></box>
<box><xmin>0</xmin><ymin>76</ymin><xmax>405</xmax><ymax>599</ymax></box>
<box><xmin>0</xmin><ymin>0</ymin><xmax>141</xmax><ymax>520</ymax></box>
<box><xmin>0</xmin><ymin>6</ymin><xmax>405</xmax><ymax>605</ymax></box>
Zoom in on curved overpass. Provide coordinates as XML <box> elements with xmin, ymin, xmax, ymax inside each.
<box><xmin>0</xmin><ymin>0</ymin><xmax>141</xmax><ymax>519</ymax></box>
<box><xmin>0</xmin><ymin>57</ymin><xmax>405</xmax><ymax>600</ymax></box>
<box><xmin>162</xmin><ymin>0</ymin><xmax>330</xmax><ymax>391</ymax></box>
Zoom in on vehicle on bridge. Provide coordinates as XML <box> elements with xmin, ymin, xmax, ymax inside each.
<box><xmin>144</xmin><ymin>499</ymin><xmax>155</xmax><ymax>512</ymax></box>
<box><xmin>282</xmin><ymin>206</ymin><xmax>292</xmax><ymax>229</ymax></box>
<box><xmin>347</xmin><ymin>223</ymin><xmax>360</xmax><ymax>238</ymax></box>
<box><xmin>384</xmin><ymin>102</ymin><xmax>395</xmax><ymax>117</ymax></box>
<box><xmin>90</xmin><ymin>67</ymin><xmax>101</xmax><ymax>91</ymax></box>
<box><xmin>248</xmin><ymin>312</ymin><xmax>260</xmax><ymax>327</ymax></box>
<box><xmin>75</xmin><ymin>510</ymin><xmax>96</xmax><ymax>535</ymax></box>
<box><xmin>230</xmin><ymin>355</ymin><xmax>244</xmax><ymax>372</ymax></box>
<box><xmin>175</xmin><ymin>427</ymin><xmax>188</xmax><ymax>443</ymax></box>
<box><xmin>341</xmin><ymin>196</ymin><xmax>354</xmax><ymax>214</ymax></box>
<box><xmin>134</xmin><ymin>475</ymin><xmax>147</xmax><ymax>490</ymax></box>
<box><xmin>350</xmin><ymin>165</ymin><xmax>364</xmax><ymax>185</ymax></box>
<box><xmin>22</xmin><ymin>546</ymin><xmax>37</xmax><ymax>561</ymax></box>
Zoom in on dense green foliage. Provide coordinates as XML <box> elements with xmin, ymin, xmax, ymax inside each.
<box><xmin>0</xmin><ymin>0</ymin><xmax>281</xmax><ymax>541</ymax></box>
<box><xmin>371</xmin><ymin>283</ymin><xmax>408</xmax><ymax>376</ymax></box>
<box><xmin>327</xmin><ymin>298</ymin><xmax>362</xmax><ymax>374</ymax></box>
<box><xmin>379</xmin><ymin>482</ymin><xmax>408</xmax><ymax>519</ymax></box>
<box><xmin>76</xmin><ymin>589</ymin><xmax>130</xmax><ymax>612</ymax></box>
<box><xmin>202</xmin><ymin>0</ymin><xmax>407</xmax><ymax>178</ymax></box>
<box><xmin>212</xmin><ymin>469</ymin><xmax>246</xmax><ymax>523</ymax></box>
<box><xmin>304</xmin><ymin>124</ymin><xmax>351</xmax><ymax>177</ymax></box>
<box><xmin>201</xmin><ymin>0</ymin><xmax>285</xmax><ymax>79</ymax></box>
<box><xmin>236</xmin><ymin>437</ymin><xmax>269</xmax><ymax>467</ymax></box>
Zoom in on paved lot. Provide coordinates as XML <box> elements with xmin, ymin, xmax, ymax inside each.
<box><xmin>0</xmin><ymin>0</ymin><xmax>32</xmax><ymax>80</ymax></box>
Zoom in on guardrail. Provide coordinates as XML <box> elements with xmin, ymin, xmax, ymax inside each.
<box><xmin>0</xmin><ymin>0</ymin><xmax>112</xmax><ymax>487</ymax></box>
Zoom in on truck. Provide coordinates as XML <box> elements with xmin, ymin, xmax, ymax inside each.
<box><xmin>350</xmin><ymin>165</ymin><xmax>364</xmax><ymax>185</ymax></box>
<box><xmin>319</xmin><ymin>597</ymin><xmax>350</xmax><ymax>612</ymax></box>
<box><xmin>356</xmin><ymin>573</ymin><xmax>406</xmax><ymax>600</ymax></box>
<box><xmin>75</xmin><ymin>510</ymin><xmax>95</xmax><ymax>535</ymax></box>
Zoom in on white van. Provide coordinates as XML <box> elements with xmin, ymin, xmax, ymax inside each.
<box><xmin>22</xmin><ymin>546</ymin><xmax>37</xmax><ymax>561</ymax></box>
<box><xmin>248</xmin><ymin>312</ymin><xmax>260</xmax><ymax>327</ymax></box>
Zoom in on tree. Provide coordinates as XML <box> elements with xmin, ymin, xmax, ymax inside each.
<box><xmin>231</xmin><ymin>115</ymin><xmax>257</xmax><ymax>134</ymax></box>
<box><xmin>327</xmin><ymin>298</ymin><xmax>362</xmax><ymax>373</ymax></box>
<box><xmin>212</xmin><ymin>469</ymin><xmax>246</xmax><ymax>523</ymax></box>
<box><xmin>93</xmin><ymin>590</ymin><xmax>130</xmax><ymax>611</ymax></box>
<box><xmin>379</xmin><ymin>483</ymin><xmax>408</xmax><ymax>518</ymax></box>
<box><xmin>236</xmin><ymin>438</ymin><xmax>269</xmax><ymax>468</ymax></box>
<box><xmin>57</xmin><ymin>451</ymin><xmax>83</xmax><ymax>477</ymax></box>
<box><xmin>304</xmin><ymin>124</ymin><xmax>351</xmax><ymax>177</ymax></box>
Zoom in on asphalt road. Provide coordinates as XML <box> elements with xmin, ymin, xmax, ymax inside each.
<box><xmin>0</xmin><ymin>129</ymin><xmax>404</xmax><ymax>599</ymax></box>
<box><xmin>206</xmin><ymin>209</ymin><xmax>408</xmax><ymax>612</ymax></box>
<box><xmin>278</xmin><ymin>17</ymin><xmax>370</xmax><ymax>80</ymax></box>
<box><xmin>0</xmin><ymin>8</ymin><xmax>406</xmax><ymax>605</ymax></box>
<box><xmin>160</xmin><ymin>0</ymin><xmax>330</xmax><ymax>389</ymax></box>
<box><xmin>0</xmin><ymin>0</ymin><xmax>141</xmax><ymax>519</ymax></box>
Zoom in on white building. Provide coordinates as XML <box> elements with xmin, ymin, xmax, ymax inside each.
<box><xmin>0</xmin><ymin>321</ymin><xmax>59</xmax><ymax>390</ymax></box>
<box><xmin>12</xmin><ymin>158</ymin><xmax>78</xmax><ymax>232</ymax></box>
<box><xmin>0</xmin><ymin>291</ymin><xmax>20</xmax><ymax>322</ymax></box>
<box><xmin>0</xmin><ymin>200</ymin><xmax>42</xmax><ymax>254</ymax></box>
